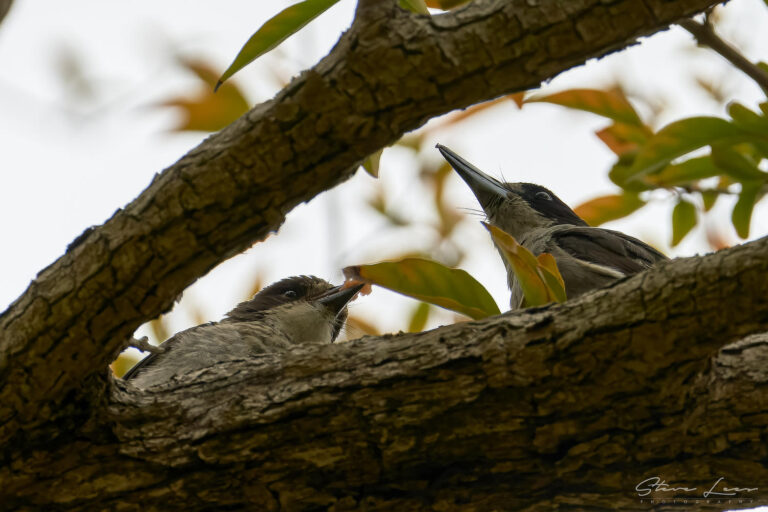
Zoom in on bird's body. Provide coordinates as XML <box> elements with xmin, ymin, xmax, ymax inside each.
<box><xmin>437</xmin><ymin>144</ymin><xmax>667</xmax><ymax>308</ymax></box>
<box><xmin>123</xmin><ymin>276</ymin><xmax>361</xmax><ymax>388</ymax></box>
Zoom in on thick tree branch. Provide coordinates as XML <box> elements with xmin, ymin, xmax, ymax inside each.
<box><xmin>3</xmin><ymin>237</ymin><xmax>768</xmax><ymax>510</ymax></box>
<box><xmin>0</xmin><ymin>0</ymin><xmax>722</xmax><ymax>457</ymax></box>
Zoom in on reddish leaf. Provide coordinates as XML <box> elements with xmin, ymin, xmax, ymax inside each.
<box><xmin>434</xmin><ymin>94</ymin><xmax>518</xmax><ymax>128</ymax></box>
<box><xmin>159</xmin><ymin>59</ymin><xmax>249</xmax><ymax>132</ymax></box>
<box><xmin>484</xmin><ymin>223</ymin><xmax>566</xmax><ymax>307</ymax></box>
<box><xmin>573</xmin><ymin>193</ymin><xmax>645</xmax><ymax>226</ymax></box>
<box><xmin>596</xmin><ymin>122</ymin><xmax>651</xmax><ymax>156</ymax></box>
<box><xmin>528</xmin><ymin>88</ymin><xmax>644</xmax><ymax>126</ymax></box>
<box><xmin>509</xmin><ymin>91</ymin><xmax>526</xmax><ymax>109</ymax></box>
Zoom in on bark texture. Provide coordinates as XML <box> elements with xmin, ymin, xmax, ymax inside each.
<box><xmin>4</xmin><ymin>237</ymin><xmax>768</xmax><ymax>510</ymax></box>
<box><xmin>3</xmin><ymin>0</ymin><xmax>757</xmax><ymax>510</ymax></box>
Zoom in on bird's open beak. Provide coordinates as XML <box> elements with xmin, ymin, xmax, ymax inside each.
<box><xmin>437</xmin><ymin>144</ymin><xmax>509</xmax><ymax>209</ymax></box>
<box><xmin>314</xmin><ymin>283</ymin><xmax>364</xmax><ymax>317</ymax></box>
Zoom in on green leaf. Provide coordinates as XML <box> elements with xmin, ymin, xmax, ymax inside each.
<box><xmin>712</xmin><ymin>144</ymin><xmax>768</xmax><ymax>181</ymax></box>
<box><xmin>158</xmin><ymin>59</ymin><xmax>250</xmax><ymax>132</ymax></box>
<box><xmin>216</xmin><ymin>0</ymin><xmax>340</xmax><ymax>90</ymax></box>
<box><xmin>362</xmin><ymin>148</ymin><xmax>384</xmax><ymax>178</ymax></box>
<box><xmin>671</xmin><ymin>199</ymin><xmax>697</xmax><ymax>247</ymax></box>
<box><xmin>732</xmin><ymin>181</ymin><xmax>762</xmax><ymax>238</ymax></box>
<box><xmin>342</xmin><ymin>258</ymin><xmax>500</xmax><ymax>320</ymax></box>
<box><xmin>701</xmin><ymin>190</ymin><xmax>719</xmax><ymax>212</ymax></box>
<box><xmin>573</xmin><ymin>193</ymin><xmax>645</xmax><ymax>226</ymax></box>
<box><xmin>625</xmin><ymin>117</ymin><xmax>750</xmax><ymax>183</ymax></box>
<box><xmin>646</xmin><ymin>156</ymin><xmax>722</xmax><ymax>186</ymax></box>
<box><xmin>484</xmin><ymin>223</ymin><xmax>567</xmax><ymax>307</ymax></box>
<box><xmin>528</xmin><ymin>88</ymin><xmax>645</xmax><ymax>127</ymax></box>
<box><xmin>407</xmin><ymin>302</ymin><xmax>431</xmax><ymax>332</ymax></box>
<box><xmin>608</xmin><ymin>153</ymin><xmax>647</xmax><ymax>191</ymax></box>
<box><xmin>711</xmin><ymin>144</ymin><xmax>768</xmax><ymax>182</ymax></box>
<box><xmin>728</xmin><ymin>103</ymin><xmax>768</xmax><ymax>134</ymax></box>
<box><xmin>399</xmin><ymin>0</ymin><xmax>429</xmax><ymax>14</ymax></box>
<box><xmin>536</xmin><ymin>253</ymin><xmax>567</xmax><ymax>303</ymax></box>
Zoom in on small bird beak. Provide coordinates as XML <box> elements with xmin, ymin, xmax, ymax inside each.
<box><xmin>436</xmin><ymin>144</ymin><xmax>510</xmax><ymax>209</ymax></box>
<box><xmin>314</xmin><ymin>283</ymin><xmax>364</xmax><ymax>317</ymax></box>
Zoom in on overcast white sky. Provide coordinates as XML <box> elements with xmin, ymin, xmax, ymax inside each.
<box><xmin>1</xmin><ymin>0</ymin><xmax>767</xmax><ymax>339</ymax></box>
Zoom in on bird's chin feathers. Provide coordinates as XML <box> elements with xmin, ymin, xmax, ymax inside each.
<box><xmin>484</xmin><ymin>194</ymin><xmax>553</xmax><ymax>241</ymax></box>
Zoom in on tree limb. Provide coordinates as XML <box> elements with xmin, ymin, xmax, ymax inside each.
<box><xmin>0</xmin><ymin>0</ymin><xmax>723</xmax><ymax>473</ymax></box>
<box><xmin>3</xmin><ymin>236</ymin><xmax>768</xmax><ymax>510</ymax></box>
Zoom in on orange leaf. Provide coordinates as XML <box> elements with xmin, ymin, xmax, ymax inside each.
<box><xmin>528</xmin><ymin>88</ymin><xmax>644</xmax><ymax>126</ymax></box>
<box><xmin>573</xmin><ymin>193</ymin><xmax>645</xmax><ymax>226</ymax></box>
<box><xmin>595</xmin><ymin>122</ymin><xmax>650</xmax><ymax>156</ymax></box>
<box><xmin>158</xmin><ymin>59</ymin><xmax>249</xmax><ymax>132</ymax></box>
<box><xmin>484</xmin><ymin>223</ymin><xmax>566</xmax><ymax>306</ymax></box>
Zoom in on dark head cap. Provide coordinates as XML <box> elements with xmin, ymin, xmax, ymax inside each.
<box><xmin>224</xmin><ymin>275</ymin><xmax>361</xmax><ymax>341</ymax></box>
<box><xmin>512</xmin><ymin>182</ymin><xmax>586</xmax><ymax>227</ymax></box>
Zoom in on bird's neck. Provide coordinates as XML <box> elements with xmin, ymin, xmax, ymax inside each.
<box><xmin>267</xmin><ymin>303</ymin><xmax>335</xmax><ymax>345</ymax></box>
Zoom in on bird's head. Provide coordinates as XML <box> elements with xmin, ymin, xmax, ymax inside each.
<box><xmin>437</xmin><ymin>144</ymin><xmax>586</xmax><ymax>239</ymax></box>
<box><xmin>224</xmin><ymin>275</ymin><xmax>363</xmax><ymax>343</ymax></box>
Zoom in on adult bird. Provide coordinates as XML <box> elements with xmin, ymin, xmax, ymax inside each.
<box><xmin>437</xmin><ymin>144</ymin><xmax>667</xmax><ymax>309</ymax></box>
<box><xmin>123</xmin><ymin>276</ymin><xmax>363</xmax><ymax>388</ymax></box>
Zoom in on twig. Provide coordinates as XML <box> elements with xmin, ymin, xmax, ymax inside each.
<box><xmin>130</xmin><ymin>336</ymin><xmax>165</xmax><ymax>354</ymax></box>
<box><xmin>679</xmin><ymin>18</ymin><xmax>768</xmax><ymax>94</ymax></box>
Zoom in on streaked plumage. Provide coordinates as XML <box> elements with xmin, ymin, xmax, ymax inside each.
<box><xmin>123</xmin><ymin>276</ymin><xmax>361</xmax><ymax>387</ymax></box>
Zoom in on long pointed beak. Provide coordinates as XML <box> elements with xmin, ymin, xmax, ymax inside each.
<box><xmin>314</xmin><ymin>283</ymin><xmax>364</xmax><ymax>317</ymax></box>
<box><xmin>436</xmin><ymin>144</ymin><xmax>509</xmax><ymax>209</ymax></box>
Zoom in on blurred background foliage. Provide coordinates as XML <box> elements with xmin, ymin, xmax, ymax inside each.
<box><xmin>111</xmin><ymin>1</ymin><xmax>768</xmax><ymax>375</ymax></box>
<box><xmin>0</xmin><ymin>0</ymin><xmax>762</xmax><ymax>375</ymax></box>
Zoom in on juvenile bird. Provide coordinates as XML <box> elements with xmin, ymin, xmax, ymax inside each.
<box><xmin>437</xmin><ymin>144</ymin><xmax>667</xmax><ymax>309</ymax></box>
<box><xmin>123</xmin><ymin>276</ymin><xmax>362</xmax><ymax>387</ymax></box>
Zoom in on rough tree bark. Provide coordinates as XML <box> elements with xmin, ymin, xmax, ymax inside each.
<box><xmin>3</xmin><ymin>0</ymin><xmax>763</xmax><ymax>510</ymax></box>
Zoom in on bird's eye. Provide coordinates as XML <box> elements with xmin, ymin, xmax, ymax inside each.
<box><xmin>535</xmin><ymin>191</ymin><xmax>552</xmax><ymax>201</ymax></box>
<box><xmin>283</xmin><ymin>290</ymin><xmax>298</xmax><ymax>299</ymax></box>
